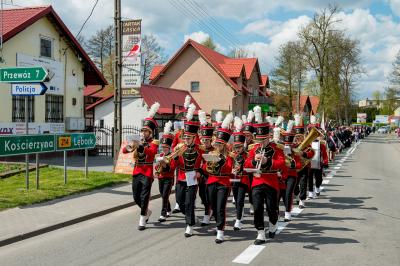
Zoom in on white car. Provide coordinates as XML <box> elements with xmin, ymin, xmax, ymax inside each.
<box><xmin>377</xmin><ymin>127</ymin><xmax>388</xmax><ymax>134</ymax></box>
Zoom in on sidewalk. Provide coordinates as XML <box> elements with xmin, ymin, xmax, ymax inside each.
<box><xmin>0</xmin><ymin>179</ymin><xmax>165</xmax><ymax>247</ymax></box>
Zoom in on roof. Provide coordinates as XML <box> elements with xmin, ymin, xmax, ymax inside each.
<box><xmin>86</xmin><ymin>84</ymin><xmax>201</xmax><ymax>115</ymax></box>
<box><xmin>84</xmin><ymin>85</ymin><xmax>103</xmax><ymax>97</ymax></box>
<box><xmin>309</xmin><ymin>96</ymin><xmax>320</xmax><ymax>114</ymax></box>
<box><xmin>3</xmin><ymin>6</ymin><xmax>107</xmax><ymax>86</ymax></box>
<box><xmin>149</xmin><ymin>39</ymin><xmax>263</xmax><ymax>93</ymax></box>
<box><xmin>291</xmin><ymin>95</ymin><xmax>320</xmax><ymax>114</ymax></box>
<box><xmin>261</xmin><ymin>75</ymin><xmax>269</xmax><ymax>87</ymax></box>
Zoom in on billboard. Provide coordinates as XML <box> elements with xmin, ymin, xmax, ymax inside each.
<box><xmin>357</xmin><ymin>113</ymin><xmax>367</xmax><ymax>123</ymax></box>
<box><xmin>121</xmin><ymin>19</ymin><xmax>142</xmax><ymax>94</ymax></box>
<box><xmin>374</xmin><ymin>115</ymin><xmax>389</xmax><ymax>124</ymax></box>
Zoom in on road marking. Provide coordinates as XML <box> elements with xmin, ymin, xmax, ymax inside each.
<box><xmin>233</xmin><ymin>245</ymin><xmax>266</xmax><ymax>264</ymax></box>
<box><xmin>276</xmin><ymin>221</ymin><xmax>288</xmax><ymax>234</ymax></box>
<box><xmin>333</xmin><ymin>166</ymin><xmax>341</xmax><ymax>170</ymax></box>
<box><xmin>322</xmin><ymin>180</ymin><xmax>330</xmax><ymax>185</ymax></box>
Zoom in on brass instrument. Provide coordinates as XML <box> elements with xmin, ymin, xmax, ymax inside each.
<box><xmin>163</xmin><ymin>143</ymin><xmax>187</xmax><ymax>164</ymax></box>
<box><xmin>244</xmin><ymin>149</ymin><xmax>265</xmax><ymax>177</ymax></box>
<box><xmin>294</xmin><ymin>127</ymin><xmax>324</xmax><ymax>169</ymax></box>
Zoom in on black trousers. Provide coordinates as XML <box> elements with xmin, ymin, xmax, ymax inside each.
<box><xmin>283</xmin><ymin>176</ymin><xmax>297</xmax><ymax>212</ymax></box>
<box><xmin>309</xmin><ymin>168</ymin><xmax>323</xmax><ymax>189</ymax></box>
<box><xmin>298</xmin><ymin>168</ymin><xmax>310</xmax><ymax>200</ymax></box>
<box><xmin>132</xmin><ymin>174</ymin><xmax>153</xmax><ymax>216</ymax></box>
<box><xmin>232</xmin><ymin>182</ymin><xmax>248</xmax><ymax>220</ymax></box>
<box><xmin>207</xmin><ymin>183</ymin><xmax>230</xmax><ymax>230</ymax></box>
<box><xmin>248</xmin><ymin>174</ymin><xmax>254</xmax><ymax>205</ymax></box>
<box><xmin>198</xmin><ymin>175</ymin><xmax>210</xmax><ymax>215</ymax></box>
<box><xmin>176</xmin><ymin>181</ymin><xmax>198</xmax><ymax>226</ymax></box>
<box><xmin>252</xmin><ymin>184</ymin><xmax>278</xmax><ymax>230</ymax></box>
<box><xmin>158</xmin><ymin>178</ymin><xmax>173</xmax><ymax>217</ymax></box>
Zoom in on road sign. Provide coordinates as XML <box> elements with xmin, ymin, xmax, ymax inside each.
<box><xmin>11</xmin><ymin>83</ymin><xmax>48</xmax><ymax>96</ymax></box>
<box><xmin>0</xmin><ymin>134</ymin><xmax>55</xmax><ymax>156</ymax></box>
<box><xmin>0</xmin><ymin>67</ymin><xmax>48</xmax><ymax>83</ymax></box>
<box><xmin>56</xmin><ymin>133</ymin><xmax>96</xmax><ymax>151</ymax></box>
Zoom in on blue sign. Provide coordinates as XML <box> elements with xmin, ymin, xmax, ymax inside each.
<box><xmin>11</xmin><ymin>83</ymin><xmax>48</xmax><ymax>96</ymax></box>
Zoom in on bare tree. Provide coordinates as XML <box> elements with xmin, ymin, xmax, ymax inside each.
<box><xmin>141</xmin><ymin>34</ymin><xmax>167</xmax><ymax>83</ymax></box>
<box><xmin>228</xmin><ymin>47</ymin><xmax>249</xmax><ymax>58</ymax></box>
<box><xmin>86</xmin><ymin>25</ymin><xmax>114</xmax><ymax>75</ymax></box>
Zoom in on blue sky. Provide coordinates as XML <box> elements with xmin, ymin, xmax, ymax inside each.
<box><xmin>13</xmin><ymin>0</ymin><xmax>400</xmax><ymax>99</ymax></box>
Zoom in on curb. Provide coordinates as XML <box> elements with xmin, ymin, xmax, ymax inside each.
<box><xmin>0</xmin><ymin>190</ymin><xmax>174</xmax><ymax>248</ymax></box>
<box><xmin>0</xmin><ymin>164</ymin><xmax>49</xmax><ymax>179</ymax></box>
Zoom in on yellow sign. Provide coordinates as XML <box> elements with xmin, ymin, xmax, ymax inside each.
<box><xmin>58</xmin><ymin>136</ymin><xmax>71</xmax><ymax>148</ymax></box>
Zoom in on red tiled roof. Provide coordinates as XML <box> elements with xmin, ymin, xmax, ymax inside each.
<box><xmin>309</xmin><ymin>96</ymin><xmax>320</xmax><ymax>114</ymax></box>
<box><xmin>219</xmin><ymin>63</ymin><xmax>245</xmax><ymax>78</ymax></box>
<box><xmin>291</xmin><ymin>95</ymin><xmax>320</xmax><ymax>114</ymax></box>
<box><xmin>86</xmin><ymin>84</ymin><xmax>201</xmax><ymax>115</ymax></box>
<box><xmin>150</xmin><ymin>39</ymin><xmax>264</xmax><ymax>93</ymax></box>
<box><xmin>149</xmin><ymin>65</ymin><xmax>164</xmax><ymax>80</ymax></box>
<box><xmin>3</xmin><ymin>6</ymin><xmax>107</xmax><ymax>86</ymax></box>
<box><xmin>84</xmin><ymin>85</ymin><xmax>103</xmax><ymax>97</ymax></box>
<box><xmin>261</xmin><ymin>75</ymin><xmax>269</xmax><ymax>87</ymax></box>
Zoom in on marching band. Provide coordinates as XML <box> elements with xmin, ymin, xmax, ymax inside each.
<box><xmin>123</xmin><ymin>96</ymin><xmax>339</xmax><ymax>245</ymax></box>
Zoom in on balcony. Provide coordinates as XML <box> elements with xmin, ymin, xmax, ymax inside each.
<box><xmin>249</xmin><ymin>96</ymin><xmax>273</xmax><ymax>105</ymax></box>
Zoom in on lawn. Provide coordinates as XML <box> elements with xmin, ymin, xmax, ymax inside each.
<box><xmin>0</xmin><ymin>163</ymin><xmax>24</xmax><ymax>173</ymax></box>
<box><xmin>0</xmin><ymin>167</ymin><xmax>131</xmax><ymax>210</ymax></box>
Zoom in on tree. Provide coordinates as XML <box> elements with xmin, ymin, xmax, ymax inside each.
<box><xmin>201</xmin><ymin>36</ymin><xmax>217</xmax><ymax>50</ymax></box>
<box><xmin>390</xmin><ymin>49</ymin><xmax>400</xmax><ymax>87</ymax></box>
<box><xmin>381</xmin><ymin>87</ymin><xmax>400</xmax><ymax>115</ymax></box>
<box><xmin>141</xmin><ymin>34</ymin><xmax>167</xmax><ymax>83</ymax></box>
<box><xmin>86</xmin><ymin>25</ymin><xmax>114</xmax><ymax>76</ymax></box>
<box><xmin>228</xmin><ymin>47</ymin><xmax>249</xmax><ymax>58</ymax></box>
<box><xmin>372</xmin><ymin>90</ymin><xmax>382</xmax><ymax>107</ymax></box>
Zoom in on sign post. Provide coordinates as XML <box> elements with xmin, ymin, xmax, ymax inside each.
<box><xmin>36</xmin><ymin>153</ymin><xmax>39</xmax><ymax>190</ymax></box>
<box><xmin>25</xmin><ymin>97</ymin><xmax>29</xmax><ymax>190</ymax></box>
<box><xmin>85</xmin><ymin>149</ymin><xmax>88</xmax><ymax>178</ymax></box>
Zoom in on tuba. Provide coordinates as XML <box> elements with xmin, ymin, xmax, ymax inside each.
<box><xmin>294</xmin><ymin>127</ymin><xmax>324</xmax><ymax>169</ymax></box>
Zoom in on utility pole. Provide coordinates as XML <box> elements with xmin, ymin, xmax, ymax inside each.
<box><xmin>113</xmin><ymin>0</ymin><xmax>122</xmax><ymax>168</ymax></box>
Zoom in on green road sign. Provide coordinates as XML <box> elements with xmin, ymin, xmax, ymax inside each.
<box><xmin>0</xmin><ymin>135</ymin><xmax>55</xmax><ymax>156</ymax></box>
<box><xmin>0</xmin><ymin>67</ymin><xmax>48</xmax><ymax>83</ymax></box>
<box><xmin>56</xmin><ymin>133</ymin><xmax>96</xmax><ymax>151</ymax></box>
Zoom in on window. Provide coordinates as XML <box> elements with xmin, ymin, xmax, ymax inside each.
<box><xmin>12</xmin><ymin>96</ymin><xmax>34</xmax><ymax>122</ymax></box>
<box><xmin>45</xmin><ymin>95</ymin><xmax>64</xmax><ymax>122</ymax></box>
<box><xmin>191</xmin><ymin>81</ymin><xmax>200</xmax><ymax>92</ymax></box>
<box><xmin>40</xmin><ymin>37</ymin><xmax>53</xmax><ymax>58</ymax></box>
<box><xmin>99</xmin><ymin>119</ymin><xmax>104</xmax><ymax>128</ymax></box>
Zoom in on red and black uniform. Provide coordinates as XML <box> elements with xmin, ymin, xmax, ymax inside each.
<box><xmin>243</xmin><ymin>122</ymin><xmax>256</xmax><ymax>208</ymax></box>
<box><xmin>298</xmin><ymin>144</ymin><xmax>316</xmax><ymax>200</ymax></box>
<box><xmin>245</xmin><ymin>141</ymin><xmax>287</xmax><ymax>230</ymax></box>
<box><xmin>309</xmin><ymin>139</ymin><xmax>329</xmax><ymax>191</ymax></box>
<box><xmin>175</xmin><ymin>128</ymin><xmax>204</xmax><ymax>226</ymax></box>
<box><xmin>123</xmin><ymin>138</ymin><xmax>158</xmax><ymax>216</ymax></box>
<box><xmin>157</xmin><ymin>149</ymin><xmax>178</xmax><ymax>218</ymax></box>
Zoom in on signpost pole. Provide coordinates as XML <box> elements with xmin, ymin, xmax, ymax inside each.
<box><xmin>25</xmin><ymin>97</ymin><xmax>29</xmax><ymax>190</ymax></box>
<box><xmin>85</xmin><ymin>148</ymin><xmax>88</xmax><ymax>178</ymax></box>
<box><xmin>64</xmin><ymin>150</ymin><xmax>67</xmax><ymax>184</ymax></box>
<box><xmin>36</xmin><ymin>153</ymin><xmax>39</xmax><ymax>190</ymax></box>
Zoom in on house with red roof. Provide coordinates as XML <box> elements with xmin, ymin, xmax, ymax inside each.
<box><xmin>86</xmin><ymin>84</ymin><xmax>202</xmax><ymax>130</ymax></box>
<box><xmin>149</xmin><ymin>39</ymin><xmax>273</xmax><ymax>117</ymax></box>
<box><xmin>0</xmin><ymin>6</ymin><xmax>106</xmax><ymax>134</ymax></box>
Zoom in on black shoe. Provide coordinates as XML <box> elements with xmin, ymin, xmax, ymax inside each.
<box><xmin>269</xmin><ymin>231</ymin><xmax>276</xmax><ymax>238</ymax></box>
<box><xmin>172</xmin><ymin>209</ymin><xmax>180</xmax><ymax>214</ymax></box>
<box><xmin>201</xmin><ymin>223</ymin><xmax>210</xmax><ymax>226</ymax></box>
<box><xmin>254</xmin><ymin>239</ymin><xmax>266</xmax><ymax>245</ymax></box>
<box><xmin>233</xmin><ymin>227</ymin><xmax>241</xmax><ymax>231</ymax></box>
<box><xmin>215</xmin><ymin>239</ymin><xmax>224</xmax><ymax>244</ymax></box>
<box><xmin>184</xmin><ymin>233</ymin><xmax>193</xmax><ymax>238</ymax></box>
<box><xmin>316</xmin><ymin>192</ymin><xmax>320</xmax><ymax>196</ymax></box>
<box><xmin>138</xmin><ymin>226</ymin><xmax>146</xmax><ymax>231</ymax></box>
<box><xmin>284</xmin><ymin>218</ymin><xmax>291</xmax><ymax>222</ymax></box>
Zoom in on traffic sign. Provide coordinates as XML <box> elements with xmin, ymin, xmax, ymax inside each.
<box><xmin>56</xmin><ymin>133</ymin><xmax>96</xmax><ymax>151</ymax></box>
<box><xmin>11</xmin><ymin>83</ymin><xmax>48</xmax><ymax>96</ymax></box>
<box><xmin>0</xmin><ymin>67</ymin><xmax>48</xmax><ymax>83</ymax></box>
<box><xmin>0</xmin><ymin>134</ymin><xmax>55</xmax><ymax>156</ymax></box>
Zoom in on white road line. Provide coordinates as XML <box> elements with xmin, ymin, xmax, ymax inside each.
<box><xmin>322</xmin><ymin>180</ymin><xmax>330</xmax><ymax>185</ymax></box>
<box><xmin>276</xmin><ymin>221</ymin><xmax>288</xmax><ymax>234</ymax></box>
<box><xmin>326</xmin><ymin>175</ymin><xmax>333</xmax><ymax>179</ymax></box>
<box><xmin>336</xmin><ymin>163</ymin><xmax>343</xmax><ymax>167</ymax></box>
<box><xmin>333</xmin><ymin>166</ymin><xmax>341</xmax><ymax>170</ymax></box>
<box><xmin>233</xmin><ymin>245</ymin><xmax>266</xmax><ymax>264</ymax></box>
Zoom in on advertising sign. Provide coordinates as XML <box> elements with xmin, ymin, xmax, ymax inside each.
<box><xmin>357</xmin><ymin>113</ymin><xmax>367</xmax><ymax>123</ymax></box>
<box><xmin>121</xmin><ymin>19</ymin><xmax>142</xmax><ymax>93</ymax></box>
<box><xmin>17</xmin><ymin>53</ymin><xmax>65</xmax><ymax>95</ymax></box>
<box><xmin>375</xmin><ymin>115</ymin><xmax>389</xmax><ymax>124</ymax></box>
<box><xmin>0</xmin><ymin>122</ymin><xmax>64</xmax><ymax>135</ymax></box>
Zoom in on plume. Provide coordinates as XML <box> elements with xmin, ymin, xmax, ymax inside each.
<box><xmin>273</xmin><ymin>127</ymin><xmax>281</xmax><ymax>142</ymax></box>
<box><xmin>310</xmin><ymin>115</ymin><xmax>316</xmax><ymax>124</ymax></box>
<box><xmin>247</xmin><ymin>111</ymin><xmax>255</xmax><ymax>123</ymax></box>
<box><xmin>294</xmin><ymin>114</ymin><xmax>301</xmax><ymax>126</ymax></box>
<box><xmin>234</xmin><ymin>116</ymin><xmax>243</xmax><ymax>132</ymax></box>
<box><xmin>184</xmin><ymin>95</ymin><xmax>191</xmax><ymax>109</ymax></box>
<box><xmin>253</xmin><ymin>106</ymin><xmax>262</xmax><ymax>124</ymax></box>
<box><xmin>222</xmin><ymin>113</ymin><xmax>234</xmax><ymax>129</ymax></box>
<box><xmin>164</xmin><ymin>121</ymin><xmax>172</xmax><ymax>134</ymax></box>
<box><xmin>275</xmin><ymin>115</ymin><xmax>284</xmax><ymax>126</ymax></box>
<box><xmin>216</xmin><ymin>111</ymin><xmax>223</xmax><ymax>123</ymax></box>
<box><xmin>148</xmin><ymin>102</ymin><xmax>160</xmax><ymax>118</ymax></box>
<box><xmin>286</xmin><ymin>120</ymin><xmax>294</xmax><ymax>133</ymax></box>
<box><xmin>198</xmin><ymin>110</ymin><xmax>207</xmax><ymax>126</ymax></box>
<box><xmin>265</xmin><ymin>116</ymin><xmax>273</xmax><ymax>124</ymax></box>
<box><xmin>242</xmin><ymin>115</ymin><xmax>247</xmax><ymax>124</ymax></box>
<box><xmin>186</xmin><ymin>103</ymin><xmax>196</xmax><ymax>121</ymax></box>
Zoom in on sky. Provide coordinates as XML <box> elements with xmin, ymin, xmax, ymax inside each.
<box><xmin>8</xmin><ymin>0</ymin><xmax>400</xmax><ymax>99</ymax></box>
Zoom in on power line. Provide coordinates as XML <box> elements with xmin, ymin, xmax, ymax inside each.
<box><xmin>76</xmin><ymin>0</ymin><xmax>99</xmax><ymax>38</ymax></box>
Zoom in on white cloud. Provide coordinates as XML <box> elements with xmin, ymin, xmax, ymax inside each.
<box><xmin>184</xmin><ymin>31</ymin><xmax>210</xmax><ymax>43</ymax></box>
<box><xmin>389</xmin><ymin>0</ymin><xmax>400</xmax><ymax>16</ymax></box>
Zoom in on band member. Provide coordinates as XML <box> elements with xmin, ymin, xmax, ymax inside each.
<box><xmin>123</xmin><ymin>102</ymin><xmax>160</xmax><ymax>230</ymax></box>
<box><xmin>294</xmin><ymin>114</ymin><xmax>316</xmax><ymax>208</ymax></box>
<box><xmin>205</xmin><ymin>113</ymin><xmax>234</xmax><ymax>243</ymax></box>
<box><xmin>172</xmin><ymin>96</ymin><xmax>200</xmax><ymax>214</ymax></box>
<box><xmin>154</xmin><ymin>121</ymin><xmax>177</xmax><ymax>222</ymax></box>
<box><xmin>173</xmin><ymin>104</ymin><xmax>204</xmax><ymax>237</ymax></box>
<box><xmin>198</xmin><ymin>110</ymin><xmax>214</xmax><ymax>226</ymax></box>
<box><xmin>281</xmin><ymin>120</ymin><xmax>302</xmax><ymax>222</ymax></box>
<box><xmin>231</xmin><ymin>117</ymin><xmax>250</xmax><ymax>231</ymax></box>
<box><xmin>245</xmin><ymin>106</ymin><xmax>288</xmax><ymax>245</ymax></box>
<box><xmin>308</xmin><ymin>122</ymin><xmax>329</xmax><ymax>198</ymax></box>
<box><xmin>243</xmin><ymin>111</ymin><xmax>255</xmax><ymax>214</ymax></box>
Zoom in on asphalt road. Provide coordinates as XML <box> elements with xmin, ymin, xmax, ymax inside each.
<box><xmin>1</xmin><ymin>134</ymin><xmax>399</xmax><ymax>266</ymax></box>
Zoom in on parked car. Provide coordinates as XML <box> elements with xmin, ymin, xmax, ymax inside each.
<box><xmin>377</xmin><ymin>126</ymin><xmax>388</xmax><ymax>134</ymax></box>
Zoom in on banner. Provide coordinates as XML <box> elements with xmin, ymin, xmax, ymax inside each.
<box><xmin>0</xmin><ymin>122</ymin><xmax>64</xmax><ymax>135</ymax></box>
<box><xmin>121</xmin><ymin>19</ymin><xmax>142</xmax><ymax>93</ymax></box>
<box><xmin>357</xmin><ymin>113</ymin><xmax>367</xmax><ymax>123</ymax></box>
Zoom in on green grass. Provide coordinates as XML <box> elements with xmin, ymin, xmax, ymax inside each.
<box><xmin>0</xmin><ymin>163</ymin><xmax>24</xmax><ymax>173</ymax></box>
<box><xmin>0</xmin><ymin>167</ymin><xmax>131</xmax><ymax>211</ymax></box>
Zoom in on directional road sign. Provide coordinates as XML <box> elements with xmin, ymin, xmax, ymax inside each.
<box><xmin>0</xmin><ymin>135</ymin><xmax>55</xmax><ymax>156</ymax></box>
<box><xmin>56</xmin><ymin>133</ymin><xmax>96</xmax><ymax>151</ymax></box>
<box><xmin>11</xmin><ymin>83</ymin><xmax>48</xmax><ymax>96</ymax></box>
<box><xmin>0</xmin><ymin>67</ymin><xmax>48</xmax><ymax>83</ymax></box>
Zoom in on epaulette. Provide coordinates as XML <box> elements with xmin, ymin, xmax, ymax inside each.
<box><xmin>152</xmin><ymin>140</ymin><xmax>160</xmax><ymax>146</ymax></box>
<box><xmin>275</xmin><ymin>143</ymin><xmax>285</xmax><ymax>150</ymax></box>
<box><xmin>199</xmin><ymin>144</ymin><xmax>206</xmax><ymax>151</ymax></box>
<box><xmin>247</xmin><ymin>143</ymin><xmax>257</xmax><ymax>151</ymax></box>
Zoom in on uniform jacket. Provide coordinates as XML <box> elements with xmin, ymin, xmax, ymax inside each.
<box><xmin>123</xmin><ymin>138</ymin><xmax>158</xmax><ymax>178</ymax></box>
<box><xmin>176</xmin><ymin>144</ymin><xmax>204</xmax><ymax>182</ymax></box>
<box><xmin>231</xmin><ymin>151</ymin><xmax>250</xmax><ymax>187</ymax></box>
<box><xmin>157</xmin><ymin>152</ymin><xmax>178</xmax><ymax>179</ymax></box>
<box><xmin>205</xmin><ymin>153</ymin><xmax>234</xmax><ymax>187</ymax></box>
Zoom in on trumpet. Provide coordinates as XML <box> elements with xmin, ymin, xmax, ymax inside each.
<box><xmin>244</xmin><ymin>149</ymin><xmax>265</xmax><ymax>177</ymax></box>
<box><xmin>162</xmin><ymin>143</ymin><xmax>187</xmax><ymax>164</ymax></box>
